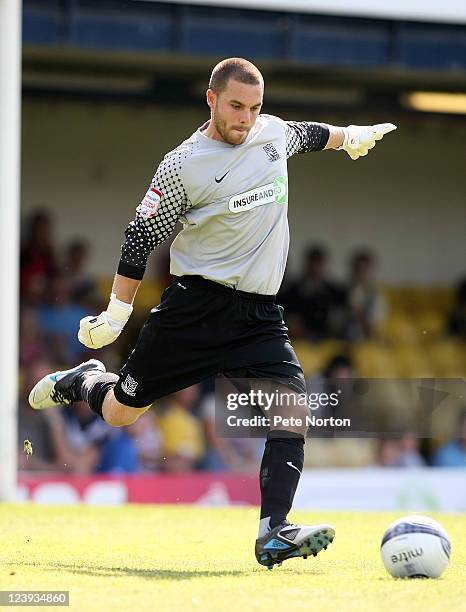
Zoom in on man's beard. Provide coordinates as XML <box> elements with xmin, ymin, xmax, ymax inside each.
<box><xmin>214</xmin><ymin>115</ymin><xmax>248</xmax><ymax>145</ymax></box>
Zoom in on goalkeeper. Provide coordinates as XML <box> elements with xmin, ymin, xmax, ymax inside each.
<box><xmin>30</xmin><ymin>57</ymin><xmax>396</xmax><ymax>569</ymax></box>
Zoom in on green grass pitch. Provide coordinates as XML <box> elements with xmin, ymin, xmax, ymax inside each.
<box><xmin>0</xmin><ymin>504</ymin><xmax>464</xmax><ymax>611</ymax></box>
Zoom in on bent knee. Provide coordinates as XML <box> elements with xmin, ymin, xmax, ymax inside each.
<box><xmin>103</xmin><ymin>393</ymin><xmax>150</xmax><ymax>426</ymax></box>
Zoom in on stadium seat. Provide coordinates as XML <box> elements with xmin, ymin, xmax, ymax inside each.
<box><xmin>133</xmin><ymin>282</ymin><xmax>163</xmax><ymax>311</ymax></box>
<box><xmin>378</xmin><ymin>312</ymin><xmax>420</xmax><ymax>344</ymax></box>
<box><xmin>381</xmin><ymin>286</ymin><xmax>454</xmax><ymax>317</ymax></box>
<box><xmin>351</xmin><ymin>342</ymin><xmax>400</xmax><ymax>378</ymax></box>
<box><xmin>98</xmin><ymin>278</ymin><xmax>163</xmax><ymax>312</ymax></box>
<box><xmin>293</xmin><ymin>340</ymin><xmax>349</xmax><ymax>377</ymax></box>
<box><xmin>293</xmin><ymin>341</ymin><xmax>326</xmax><ymax>376</ymax></box>
<box><xmin>414</xmin><ymin>311</ymin><xmax>445</xmax><ymax>341</ymax></box>
<box><xmin>391</xmin><ymin>344</ymin><xmax>435</xmax><ymax>377</ymax></box>
<box><xmin>304</xmin><ymin>439</ymin><xmax>377</xmax><ymax>468</ymax></box>
<box><xmin>429</xmin><ymin>339</ymin><xmax>466</xmax><ymax>377</ymax></box>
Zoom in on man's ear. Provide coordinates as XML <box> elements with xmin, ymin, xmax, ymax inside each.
<box><xmin>206</xmin><ymin>88</ymin><xmax>215</xmax><ymax>110</ymax></box>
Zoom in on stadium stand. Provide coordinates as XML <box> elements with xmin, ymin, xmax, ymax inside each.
<box><xmin>18</xmin><ymin>0</ymin><xmax>466</xmax><ymax>473</ymax></box>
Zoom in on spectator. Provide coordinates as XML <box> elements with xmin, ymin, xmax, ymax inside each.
<box><xmin>20</xmin><ymin>210</ymin><xmax>57</xmax><ymax>304</ymax></box>
<box><xmin>43</xmin><ymin>401</ymin><xmax>111</xmax><ymax>474</ymax></box>
<box><xmin>397</xmin><ymin>433</ymin><xmax>426</xmax><ymax>467</ymax></box>
<box><xmin>376</xmin><ymin>439</ymin><xmax>402</xmax><ymax>467</ymax></box>
<box><xmin>323</xmin><ymin>354</ymin><xmax>354</xmax><ymax>380</ymax></box>
<box><xmin>198</xmin><ymin>392</ymin><xmax>261</xmax><ymax>471</ymax></box>
<box><xmin>347</xmin><ymin>249</ymin><xmax>386</xmax><ymax>340</ymax></box>
<box><xmin>308</xmin><ymin>354</ymin><xmax>356</xmax><ymax>433</ymax></box>
<box><xmin>97</xmin><ymin>429</ymin><xmax>140</xmax><ymax>473</ymax></box>
<box><xmin>19</xmin><ymin>307</ymin><xmax>46</xmax><ymax>366</ymax></box>
<box><xmin>156</xmin><ymin>386</ymin><xmax>205</xmax><ymax>472</ymax></box>
<box><xmin>279</xmin><ymin>245</ymin><xmax>347</xmax><ymax>340</ymax></box>
<box><xmin>64</xmin><ymin>240</ymin><xmax>101</xmax><ymax>310</ymax></box>
<box><xmin>447</xmin><ymin>277</ymin><xmax>466</xmax><ymax>340</ymax></box>
<box><xmin>432</xmin><ymin>410</ymin><xmax>466</xmax><ymax>467</ymax></box>
<box><xmin>17</xmin><ymin>361</ymin><xmax>60</xmax><ymax>471</ymax></box>
<box><xmin>37</xmin><ymin>273</ymin><xmax>89</xmax><ymax>362</ymax></box>
<box><xmin>376</xmin><ymin>435</ymin><xmax>426</xmax><ymax>467</ymax></box>
<box><xmin>124</xmin><ymin>411</ymin><xmax>162</xmax><ymax>472</ymax></box>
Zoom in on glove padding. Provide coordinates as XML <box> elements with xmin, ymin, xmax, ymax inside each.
<box><xmin>78</xmin><ymin>293</ymin><xmax>133</xmax><ymax>349</ymax></box>
<box><xmin>339</xmin><ymin>123</ymin><xmax>397</xmax><ymax>160</ymax></box>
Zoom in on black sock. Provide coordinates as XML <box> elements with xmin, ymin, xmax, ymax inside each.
<box><xmin>76</xmin><ymin>372</ymin><xmax>119</xmax><ymax>419</ymax></box>
<box><xmin>259</xmin><ymin>430</ymin><xmax>305</xmax><ymax>532</ymax></box>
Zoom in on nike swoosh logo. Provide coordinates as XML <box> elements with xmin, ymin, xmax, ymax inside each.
<box><xmin>215</xmin><ymin>170</ymin><xmax>230</xmax><ymax>183</ymax></box>
<box><xmin>286</xmin><ymin>461</ymin><xmax>302</xmax><ymax>475</ymax></box>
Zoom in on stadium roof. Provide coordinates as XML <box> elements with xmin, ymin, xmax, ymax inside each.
<box><xmin>148</xmin><ymin>0</ymin><xmax>466</xmax><ymax>25</ymax></box>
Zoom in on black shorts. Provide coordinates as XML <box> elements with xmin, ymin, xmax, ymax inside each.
<box><xmin>113</xmin><ymin>275</ymin><xmax>306</xmax><ymax>407</ymax></box>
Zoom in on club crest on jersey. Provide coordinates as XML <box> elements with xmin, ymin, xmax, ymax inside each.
<box><xmin>121</xmin><ymin>374</ymin><xmax>138</xmax><ymax>397</ymax></box>
<box><xmin>263</xmin><ymin>143</ymin><xmax>280</xmax><ymax>162</ymax></box>
<box><xmin>137</xmin><ymin>187</ymin><xmax>162</xmax><ymax>219</ymax></box>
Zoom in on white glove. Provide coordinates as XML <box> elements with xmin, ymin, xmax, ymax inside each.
<box><xmin>78</xmin><ymin>293</ymin><xmax>133</xmax><ymax>349</ymax></box>
<box><xmin>338</xmin><ymin>123</ymin><xmax>397</xmax><ymax>160</ymax></box>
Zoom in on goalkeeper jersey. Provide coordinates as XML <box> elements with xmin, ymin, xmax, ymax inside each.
<box><xmin>117</xmin><ymin>113</ymin><xmax>329</xmax><ymax>295</ymax></box>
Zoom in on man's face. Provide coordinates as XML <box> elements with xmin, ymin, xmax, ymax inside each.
<box><xmin>307</xmin><ymin>255</ymin><xmax>326</xmax><ymax>280</ymax></box>
<box><xmin>207</xmin><ymin>78</ymin><xmax>263</xmax><ymax>145</ymax></box>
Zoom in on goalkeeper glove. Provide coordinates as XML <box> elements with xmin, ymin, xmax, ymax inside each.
<box><xmin>338</xmin><ymin>123</ymin><xmax>397</xmax><ymax>160</ymax></box>
<box><xmin>78</xmin><ymin>293</ymin><xmax>133</xmax><ymax>349</ymax></box>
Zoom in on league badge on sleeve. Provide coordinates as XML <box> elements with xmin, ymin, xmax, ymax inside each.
<box><xmin>137</xmin><ymin>187</ymin><xmax>162</xmax><ymax>218</ymax></box>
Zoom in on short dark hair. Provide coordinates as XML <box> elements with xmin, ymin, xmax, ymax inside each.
<box><xmin>323</xmin><ymin>354</ymin><xmax>353</xmax><ymax>378</ymax></box>
<box><xmin>306</xmin><ymin>245</ymin><xmax>327</xmax><ymax>262</ymax></box>
<box><xmin>351</xmin><ymin>248</ymin><xmax>376</xmax><ymax>269</ymax></box>
<box><xmin>209</xmin><ymin>58</ymin><xmax>263</xmax><ymax>94</ymax></box>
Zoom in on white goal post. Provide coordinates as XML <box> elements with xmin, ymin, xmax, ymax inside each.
<box><xmin>0</xmin><ymin>0</ymin><xmax>21</xmax><ymax>502</ymax></box>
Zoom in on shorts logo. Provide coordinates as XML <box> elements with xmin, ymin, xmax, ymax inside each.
<box><xmin>121</xmin><ymin>374</ymin><xmax>138</xmax><ymax>397</ymax></box>
<box><xmin>137</xmin><ymin>187</ymin><xmax>162</xmax><ymax>219</ymax></box>
<box><xmin>228</xmin><ymin>176</ymin><xmax>287</xmax><ymax>212</ymax></box>
<box><xmin>263</xmin><ymin>143</ymin><xmax>280</xmax><ymax>162</ymax></box>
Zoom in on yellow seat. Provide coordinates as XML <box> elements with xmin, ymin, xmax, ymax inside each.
<box><xmin>429</xmin><ymin>339</ymin><xmax>466</xmax><ymax>377</ymax></box>
<box><xmin>133</xmin><ymin>281</ymin><xmax>163</xmax><ymax>310</ymax></box>
<box><xmin>381</xmin><ymin>286</ymin><xmax>454</xmax><ymax>317</ymax></box>
<box><xmin>293</xmin><ymin>340</ymin><xmax>351</xmax><ymax>377</ymax></box>
<box><xmin>415</xmin><ymin>310</ymin><xmax>445</xmax><ymax>341</ymax></box>
<box><xmin>97</xmin><ymin>277</ymin><xmax>163</xmax><ymax>311</ymax></box>
<box><xmin>352</xmin><ymin>342</ymin><xmax>400</xmax><ymax>377</ymax></box>
<box><xmin>97</xmin><ymin>277</ymin><xmax>113</xmax><ymax>298</ymax></box>
<box><xmin>378</xmin><ymin>313</ymin><xmax>420</xmax><ymax>344</ymax></box>
<box><xmin>293</xmin><ymin>341</ymin><xmax>326</xmax><ymax>377</ymax></box>
<box><xmin>391</xmin><ymin>344</ymin><xmax>435</xmax><ymax>377</ymax></box>
<box><xmin>304</xmin><ymin>439</ymin><xmax>377</xmax><ymax>468</ymax></box>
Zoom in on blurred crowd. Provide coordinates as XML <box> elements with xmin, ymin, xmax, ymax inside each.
<box><xmin>279</xmin><ymin>244</ymin><xmax>466</xmax><ymax>343</ymax></box>
<box><xmin>18</xmin><ymin>211</ymin><xmax>466</xmax><ymax>474</ymax></box>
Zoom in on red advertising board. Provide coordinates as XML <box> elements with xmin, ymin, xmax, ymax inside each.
<box><xmin>18</xmin><ymin>473</ymin><xmax>260</xmax><ymax>506</ymax></box>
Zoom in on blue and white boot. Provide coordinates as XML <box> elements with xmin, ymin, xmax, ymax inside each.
<box><xmin>255</xmin><ymin>522</ymin><xmax>335</xmax><ymax>569</ymax></box>
<box><xmin>28</xmin><ymin>359</ymin><xmax>106</xmax><ymax>409</ymax></box>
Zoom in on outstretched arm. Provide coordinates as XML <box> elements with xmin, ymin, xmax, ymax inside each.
<box><xmin>78</xmin><ymin>150</ymin><xmax>189</xmax><ymax>349</ymax></box>
<box><xmin>323</xmin><ymin>125</ymin><xmax>345</xmax><ymax>150</ymax></box>
<box><xmin>286</xmin><ymin>121</ymin><xmax>397</xmax><ymax>160</ymax></box>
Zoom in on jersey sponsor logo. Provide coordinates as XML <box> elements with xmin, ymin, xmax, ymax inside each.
<box><xmin>263</xmin><ymin>142</ymin><xmax>280</xmax><ymax>162</ymax></box>
<box><xmin>273</xmin><ymin>176</ymin><xmax>287</xmax><ymax>204</ymax></box>
<box><xmin>228</xmin><ymin>176</ymin><xmax>287</xmax><ymax>212</ymax></box>
<box><xmin>121</xmin><ymin>374</ymin><xmax>138</xmax><ymax>397</ymax></box>
<box><xmin>136</xmin><ymin>187</ymin><xmax>162</xmax><ymax>219</ymax></box>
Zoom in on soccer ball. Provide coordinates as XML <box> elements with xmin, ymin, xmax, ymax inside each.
<box><xmin>380</xmin><ymin>515</ymin><xmax>451</xmax><ymax>578</ymax></box>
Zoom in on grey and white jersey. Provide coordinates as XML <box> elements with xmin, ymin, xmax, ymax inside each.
<box><xmin>118</xmin><ymin>114</ymin><xmax>329</xmax><ymax>295</ymax></box>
